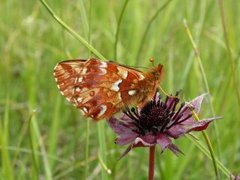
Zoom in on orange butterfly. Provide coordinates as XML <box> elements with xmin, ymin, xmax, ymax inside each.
<box><xmin>54</xmin><ymin>58</ymin><xmax>163</xmax><ymax>120</ymax></box>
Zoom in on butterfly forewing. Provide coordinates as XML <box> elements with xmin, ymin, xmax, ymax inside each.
<box><xmin>54</xmin><ymin>58</ymin><xmax>163</xmax><ymax>120</ymax></box>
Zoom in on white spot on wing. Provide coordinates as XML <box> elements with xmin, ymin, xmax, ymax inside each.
<box><xmin>117</xmin><ymin>92</ymin><xmax>122</xmax><ymax>100</ymax></box>
<box><xmin>62</xmin><ymin>73</ymin><xmax>70</xmax><ymax>79</ymax></box>
<box><xmin>54</xmin><ymin>68</ymin><xmax>65</xmax><ymax>75</ymax></box>
<box><xmin>60</xmin><ymin>91</ymin><xmax>64</xmax><ymax>95</ymax></box>
<box><xmin>77</xmin><ymin>97</ymin><xmax>83</xmax><ymax>103</ymax></box>
<box><xmin>66</xmin><ymin>97</ymin><xmax>71</xmax><ymax>101</ymax></box>
<box><xmin>78</xmin><ymin>77</ymin><xmax>83</xmax><ymax>83</ymax></box>
<box><xmin>98</xmin><ymin>105</ymin><xmax>107</xmax><ymax>118</ymax></box>
<box><xmin>110</xmin><ymin>79</ymin><xmax>122</xmax><ymax>91</ymax></box>
<box><xmin>138</xmin><ymin>73</ymin><xmax>145</xmax><ymax>80</ymax></box>
<box><xmin>54</xmin><ymin>64</ymin><xmax>62</xmax><ymax>72</ymax></box>
<box><xmin>117</xmin><ymin>67</ymin><xmax>128</xmax><ymax>79</ymax></box>
<box><xmin>83</xmin><ymin>107</ymin><xmax>88</xmax><ymax>113</ymax></box>
<box><xmin>122</xmin><ymin>71</ymin><xmax>128</xmax><ymax>79</ymax></box>
<box><xmin>99</xmin><ymin>62</ymin><xmax>107</xmax><ymax>68</ymax></box>
<box><xmin>75</xmin><ymin>87</ymin><xmax>81</xmax><ymax>92</ymax></box>
<box><xmin>99</xmin><ymin>68</ymin><xmax>107</xmax><ymax>75</ymax></box>
<box><xmin>128</xmin><ymin>90</ymin><xmax>136</xmax><ymax>96</ymax></box>
<box><xmin>75</xmin><ymin>67</ymin><xmax>81</xmax><ymax>73</ymax></box>
<box><xmin>82</xmin><ymin>68</ymin><xmax>87</xmax><ymax>74</ymax></box>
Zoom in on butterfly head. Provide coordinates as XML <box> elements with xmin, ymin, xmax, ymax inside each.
<box><xmin>150</xmin><ymin>64</ymin><xmax>164</xmax><ymax>81</ymax></box>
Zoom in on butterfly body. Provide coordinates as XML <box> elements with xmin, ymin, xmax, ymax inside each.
<box><xmin>54</xmin><ymin>58</ymin><xmax>163</xmax><ymax>120</ymax></box>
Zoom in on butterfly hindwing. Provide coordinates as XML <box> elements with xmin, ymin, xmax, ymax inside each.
<box><xmin>54</xmin><ymin>58</ymin><xmax>163</xmax><ymax>120</ymax></box>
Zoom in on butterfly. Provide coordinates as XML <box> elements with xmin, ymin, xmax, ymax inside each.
<box><xmin>53</xmin><ymin>58</ymin><xmax>163</xmax><ymax>120</ymax></box>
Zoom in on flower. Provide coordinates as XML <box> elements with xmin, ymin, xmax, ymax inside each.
<box><xmin>108</xmin><ymin>92</ymin><xmax>219</xmax><ymax>158</ymax></box>
<box><xmin>230</xmin><ymin>175</ymin><xmax>240</xmax><ymax>180</ymax></box>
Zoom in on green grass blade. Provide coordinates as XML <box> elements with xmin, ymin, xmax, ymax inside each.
<box><xmin>97</xmin><ymin>121</ymin><xmax>110</xmax><ymax>179</ymax></box>
<box><xmin>0</xmin><ymin>96</ymin><xmax>14</xmax><ymax>180</ymax></box>
<box><xmin>136</xmin><ymin>0</ymin><xmax>173</xmax><ymax>62</ymax></box>
<box><xmin>184</xmin><ymin>19</ymin><xmax>220</xmax><ymax>178</ymax></box>
<box><xmin>29</xmin><ymin>112</ymin><xmax>53</xmax><ymax>180</ymax></box>
<box><xmin>114</xmin><ymin>0</ymin><xmax>129</xmax><ymax>60</ymax></box>
<box><xmin>28</xmin><ymin>112</ymin><xmax>39</xmax><ymax>180</ymax></box>
<box><xmin>187</xmin><ymin>135</ymin><xmax>232</xmax><ymax>178</ymax></box>
<box><xmin>217</xmin><ymin>0</ymin><xmax>240</xmax><ymax>110</ymax></box>
<box><xmin>39</xmin><ymin>0</ymin><xmax>106</xmax><ymax>60</ymax></box>
<box><xmin>48</xmin><ymin>95</ymin><xmax>61</xmax><ymax>167</ymax></box>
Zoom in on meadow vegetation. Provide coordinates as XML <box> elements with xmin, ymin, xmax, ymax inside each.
<box><xmin>0</xmin><ymin>0</ymin><xmax>239</xmax><ymax>179</ymax></box>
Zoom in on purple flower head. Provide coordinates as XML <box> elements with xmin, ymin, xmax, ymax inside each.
<box><xmin>230</xmin><ymin>175</ymin><xmax>240</xmax><ymax>180</ymax></box>
<box><xmin>108</xmin><ymin>92</ymin><xmax>219</xmax><ymax>158</ymax></box>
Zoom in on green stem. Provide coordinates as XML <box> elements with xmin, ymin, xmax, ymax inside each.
<box><xmin>85</xmin><ymin>0</ymin><xmax>92</xmax><ymax>178</ymax></box>
<box><xmin>136</xmin><ymin>0</ymin><xmax>173</xmax><ymax>62</ymax></box>
<box><xmin>191</xmin><ymin>110</ymin><xmax>219</xmax><ymax>179</ymax></box>
<box><xmin>98</xmin><ymin>122</ymin><xmax>111</xmax><ymax>179</ymax></box>
<box><xmin>114</xmin><ymin>0</ymin><xmax>129</xmax><ymax>60</ymax></box>
<box><xmin>28</xmin><ymin>111</ymin><xmax>39</xmax><ymax>180</ymax></box>
<box><xmin>187</xmin><ymin>134</ymin><xmax>232</xmax><ymax>178</ymax></box>
<box><xmin>39</xmin><ymin>0</ymin><xmax>106</xmax><ymax>60</ymax></box>
<box><xmin>184</xmin><ymin>19</ymin><xmax>221</xmax><ymax>178</ymax></box>
<box><xmin>217</xmin><ymin>0</ymin><xmax>240</xmax><ymax>110</ymax></box>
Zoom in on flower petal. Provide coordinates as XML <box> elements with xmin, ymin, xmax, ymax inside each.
<box><xmin>108</xmin><ymin>117</ymin><xmax>132</xmax><ymax>134</ymax></box>
<box><xmin>166</xmin><ymin>125</ymin><xmax>187</xmax><ymax>139</ymax></box>
<box><xmin>115</xmin><ymin>134</ymin><xmax>138</xmax><ymax>145</ymax></box>
<box><xmin>120</xmin><ymin>113</ymin><xmax>133</xmax><ymax>122</ymax></box>
<box><xmin>179</xmin><ymin>117</ymin><xmax>195</xmax><ymax>125</ymax></box>
<box><xmin>156</xmin><ymin>134</ymin><xmax>183</xmax><ymax>155</ymax></box>
<box><xmin>178</xmin><ymin>94</ymin><xmax>207</xmax><ymax>124</ymax></box>
<box><xmin>189</xmin><ymin>93</ymin><xmax>208</xmax><ymax>114</ymax></box>
<box><xmin>168</xmin><ymin>117</ymin><xmax>221</xmax><ymax>138</ymax></box>
<box><xmin>186</xmin><ymin>117</ymin><xmax>221</xmax><ymax>132</ymax></box>
<box><xmin>118</xmin><ymin>144</ymin><xmax>133</xmax><ymax>160</ymax></box>
<box><xmin>168</xmin><ymin>144</ymin><xmax>183</xmax><ymax>155</ymax></box>
<box><xmin>156</xmin><ymin>134</ymin><xmax>172</xmax><ymax>150</ymax></box>
<box><xmin>118</xmin><ymin>134</ymin><xmax>159</xmax><ymax>159</ymax></box>
<box><xmin>133</xmin><ymin>135</ymin><xmax>156</xmax><ymax>147</ymax></box>
<box><xmin>108</xmin><ymin>117</ymin><xmax>138</xmax><ymax>145</ymax></box>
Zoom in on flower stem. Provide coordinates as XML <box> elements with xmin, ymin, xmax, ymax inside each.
<box><xmin>191</xmin><ymin>110</ymin><xmax>219</xmax><ymax>179</ymax></box>
<box><xmin>148</xmin><ymin>146</ymin><xmax>156</xmax><ymax>180</ymax></box>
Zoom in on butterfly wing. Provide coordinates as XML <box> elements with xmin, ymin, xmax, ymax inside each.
<box><xmin>53</xmin><ymin>58</ymin><xmax>148</xmax><ymax>120</ymax></box>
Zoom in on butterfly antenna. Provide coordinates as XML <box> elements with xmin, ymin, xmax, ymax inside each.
<box><xmin>149</xmin><ymin>57</ymin><xmax>155</xmax><ymax>67</ymax></box>
<box><xmin>158</xmin><ymin>85</ymin><xmax>177</xmax><ymax>98</ymax></box>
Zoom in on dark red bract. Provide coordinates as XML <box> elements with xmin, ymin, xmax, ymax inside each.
<box><xmin>108</xmin><ymin>92</ymin><xmax>219</xmax><ymax>158</ymax></box>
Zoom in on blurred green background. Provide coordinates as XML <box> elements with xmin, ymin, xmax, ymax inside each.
<box><xmin>0</xmin><ymin>0</ymin><xmax>239</xmax><ymax>179</ymax></box>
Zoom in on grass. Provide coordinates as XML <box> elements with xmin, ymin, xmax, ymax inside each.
<box><xmin>0</xmin><ymin>0</ymin><xmax>239</xmax><ymax>179</ymax></box>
